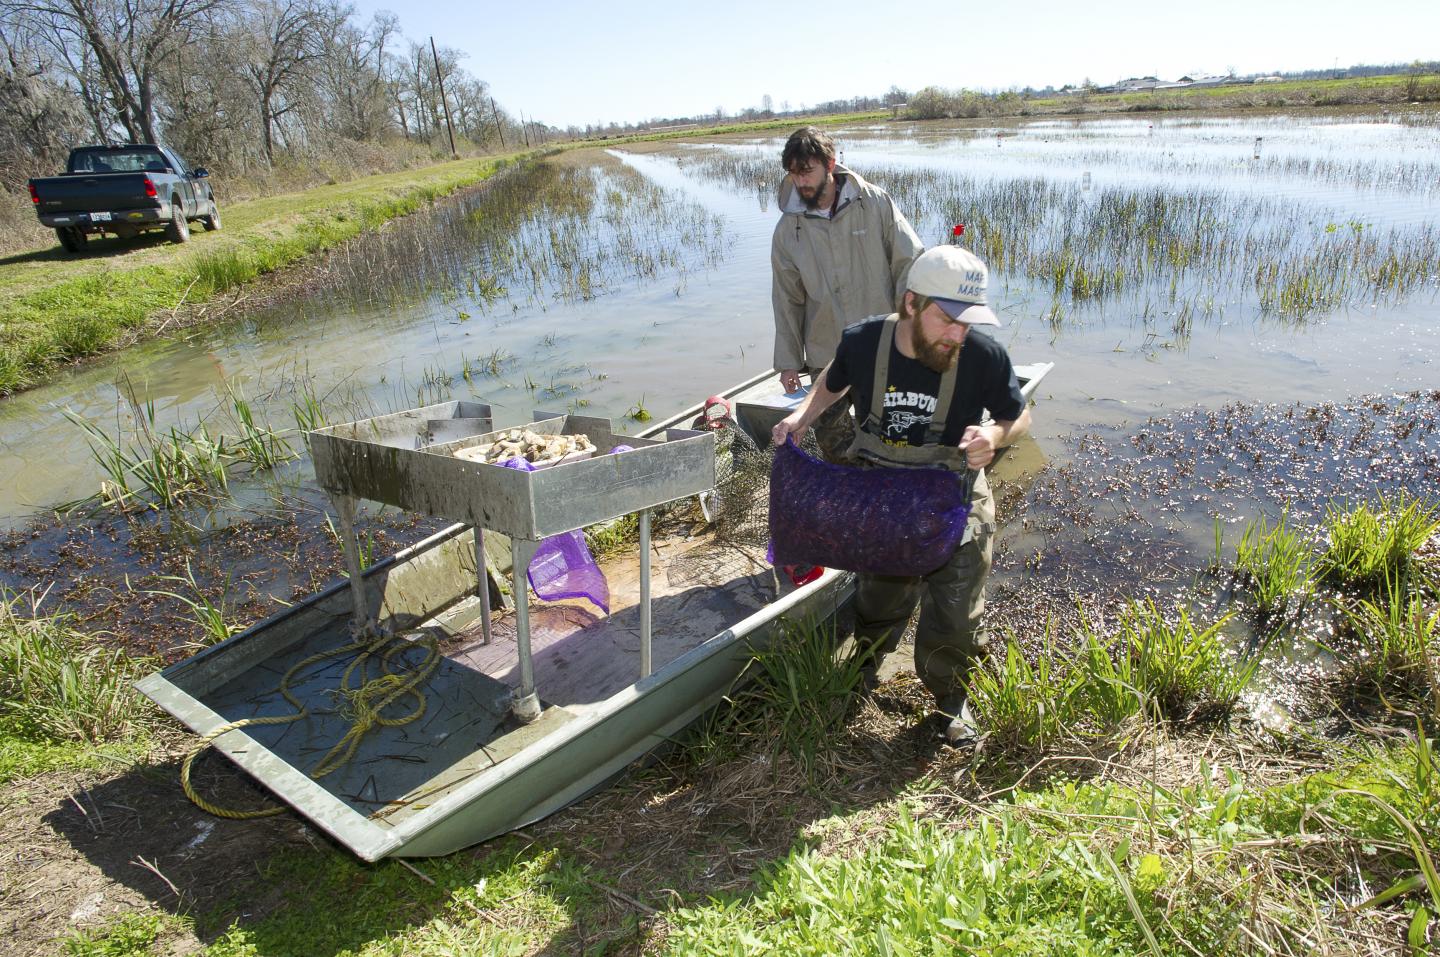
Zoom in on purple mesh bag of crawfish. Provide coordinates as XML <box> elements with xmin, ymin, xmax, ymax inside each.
<box><xmin>498</xmin><ymin>457</ymin><xmax>610</xmax><ymax>614</ymax></box>
<box><xmin>768</xmin><ymin>439</ymin><xmax>972</xmax><ymax>576</ymax></box>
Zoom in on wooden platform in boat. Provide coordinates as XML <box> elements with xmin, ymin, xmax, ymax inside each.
<box><xmin>443</xmin><ymin>530</ymin><xmax>775</xmax><ymax>709</ymax></box>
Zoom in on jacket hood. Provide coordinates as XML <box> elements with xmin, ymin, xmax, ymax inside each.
<box><xmin>777</xmin><ymin>163</ymin><xmax>868</xmax><ymax>216</ymax></box>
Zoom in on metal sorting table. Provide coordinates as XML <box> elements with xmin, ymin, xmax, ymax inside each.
<box><xmin>308</xmin><ymin>404</ymin><xmax>716</xmax><ymax>721</ymax></box>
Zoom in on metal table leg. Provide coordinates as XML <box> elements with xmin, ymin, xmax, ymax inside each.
<box><xmin>639</xmin><ymin>508</ymin><xmax>652</xmax><ymax>678</ymax></box>
<box><xmin>330</xmin><ymin>492</ymin><xmax>371</xmax><ymax>632</ymax></box>
<box><xmin>509</xmin><ymin>537</ymin><xmax>541</xmax><ymax>722</ymax></box>
<box><xmin>471</xmin><ymin>526</ymin><xmax>493</xmax><ymax>645</ymax></box>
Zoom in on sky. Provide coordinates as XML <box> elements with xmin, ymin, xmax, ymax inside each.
<box><xmin>349</xmin><ymin>0</ymin><xmax>1440</xmax><ymax>129</ymax></box>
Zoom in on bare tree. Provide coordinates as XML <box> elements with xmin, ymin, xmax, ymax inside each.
<box><xmin>316</xmin><ymin>8</ymin><xmax>397</xmax><ymax>142</ymax></box>
<box><xmin>3</xmin><ymin>0</ymin><xmax>230</xmax><ymax>144</ymax></box>
<box><xmin>239</xmin><ymin>0</ymin><xmax>325</xmax><ymax>163</ymax></box>
<box><xmin>0</xmin><ymin>12</ymin><xmax>91</xmax><ymax>185</ymax></box>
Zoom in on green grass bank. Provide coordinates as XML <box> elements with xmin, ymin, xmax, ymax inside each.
<box><xmin>0</xmin><ymin>154</ymin><xmax>525</xmax><ymax>396</ymax></box>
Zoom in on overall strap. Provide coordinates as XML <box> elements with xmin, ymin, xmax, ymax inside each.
<box><xmin>924</xmin><ymin>361</ymin><xmax>958</xmax><ymax>444</ymax></box>
<box><xmin>863</xmin><ymin>314</ymin><xmax>899</xmax><ymax>433</ymax></box>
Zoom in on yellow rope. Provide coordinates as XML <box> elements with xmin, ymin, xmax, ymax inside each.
<box><xmin>180</xmin><ymin>625</ymin><xmax>441</xmax><ymax>820</ymax></box>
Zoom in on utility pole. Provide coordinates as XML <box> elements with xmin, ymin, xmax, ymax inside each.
<box><xmin>430</xmin><ymin>37</ymin><xmax>458</xmax><ymax>158</ymax></box>
<box><xmin>490</xmin><ymin>97</ymin><xmax>505</xmax><ymax>148</ymax></box>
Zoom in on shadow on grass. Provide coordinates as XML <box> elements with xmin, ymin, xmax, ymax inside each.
<box><xmin>0</xmin><ymin>231</ymin><xmax>181</xmax><ymax>268</ymax></box>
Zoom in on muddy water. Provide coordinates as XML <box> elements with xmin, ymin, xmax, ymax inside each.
<box><xmin>1</xmin><ymin>110</ymin><xmax>1437</xmax><ymax>536</ymax></box>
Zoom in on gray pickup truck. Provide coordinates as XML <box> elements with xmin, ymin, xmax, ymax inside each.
<box><xmin>28</xmin><ymin>144</ymin><xmax>221</xmax><ymax>252</ymax></box>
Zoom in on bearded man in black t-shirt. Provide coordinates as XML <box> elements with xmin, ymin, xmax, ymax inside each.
<box><xmin>771</xmin><ymin>246</ymin><xmax>1031</xmax><ymax>745</ymax></box>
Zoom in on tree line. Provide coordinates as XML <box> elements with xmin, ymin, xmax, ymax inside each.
<box><xmin>0</xmin><ymin>0</ymin><xmax>540</xmax><ymax>192</ymax></box>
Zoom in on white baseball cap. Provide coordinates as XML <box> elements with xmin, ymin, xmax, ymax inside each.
<box><xmin>906</xmin><ymin>246</ymin><xmax>1000</xmax><ymax>326</ymax></box>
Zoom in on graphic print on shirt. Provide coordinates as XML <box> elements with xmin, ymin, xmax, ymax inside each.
<box><xmin>882</xmin><ymin>384</ymin><xmax>939</xmax><ymax>445</ymax></box>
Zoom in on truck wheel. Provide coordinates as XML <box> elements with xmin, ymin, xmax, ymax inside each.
<box><xmin>165</xmin><ymin>201</ymin><xmax>190</xmax><ymax>244</ymax></box>
<box><xmin>55</xmin><ymin>227</ymin><xmax>86</xmax><ymax>254</ymax></box>
<box><xmin>201</xmin><ymin>202</ymin><xmax>222</xmax><ymax>231</ymax></box>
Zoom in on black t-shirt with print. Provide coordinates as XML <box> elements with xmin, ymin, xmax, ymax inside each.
<box><xmin>825</xmin><ymin>317</ymin><xmax>1025</xmax><ymax>447</ymax></box>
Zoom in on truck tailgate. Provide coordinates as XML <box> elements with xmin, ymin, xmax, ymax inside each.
<box><xmin>32</xmin><ymin>174</ymin><xmax>159</xmax><ymax>215</ymax></box>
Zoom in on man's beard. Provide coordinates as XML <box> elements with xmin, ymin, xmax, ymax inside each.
<box><xmin>798</xmin><ymin>172</ymin><xmax>832</xmax><ymax>210</ymax></box>
<box><xmin>907</xmin><ymin>302</ymin><xmax>964</xmax><ymax>372</ymax></box>
<box><xmin>915</xmin><ymin>333</ymin><xmax>961</xmax><ymax>373</ymax></box>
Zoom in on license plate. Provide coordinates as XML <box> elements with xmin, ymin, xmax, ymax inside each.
<box><xmin>88</xmin><ymin>211</ymin><xmax>112</xmax><ymax>222</ymax></box>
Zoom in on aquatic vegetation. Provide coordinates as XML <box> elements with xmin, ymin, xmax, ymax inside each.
<box><xmin>626</xmin><ymin>396</ymin><xmax>651</xmax><ymax>421</ymax></box>
<box><xmin>968</xmin><ymin>600</ymin><xmax>1255</xmax><ymax>750</ymax></box>
<box><xmin>1077</xmin><ymin>600</ymin><xmax>1255</xmax><ymax>726</ymax></box>
<box><xmin>1334</xmin><ymin>577</ymin><xmax>1440</xmax><ymax>713</ymax></box>
<box><xmin>1316</xmin><ymin>493</ymin><xmax>1440</xmax><ymax>591</ymax></box>
<box><xmin>684</xmin><ymin>140</ymin><xmax>1440</xmax><ymax>325</ymax></box>
<box><xmin>63</xmin><ymin>389</ymin><xmax>307</xmax><ymax>515</ymax></box>
<box><xmin>142</xmin><ymin>561</ymin><xmax>240</xmax><ymax>647</ymax></box>
<box><xmin>1233</xmin><ymin>508</ymin><xmax>1313</xmax><ymax>618</ymax></box>
<box><xmin>224</xmin><ymin>382</ymin><xmax>297</xmax><ymax>471</ymax></box>
<box><xmin>62</xmin><ymin>403</ymin><xmax>230</xmax><ymax>512</ymax></box>
<box><xmin>321</xmin><ymin>159</ymin><xmax>731</xmax><ymax>318</ymax></box>
<box><xmin>289</xmin><ymin>384</ymin><xmax>326</xmax><ymax>441</ymax></box>
<box><xmin>323</xmin><ymin>512</ymin><xmax>376</xmax><ymax>573</ymax></box>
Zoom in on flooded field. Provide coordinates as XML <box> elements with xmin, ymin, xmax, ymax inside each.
<box><xmin>1</xmin><ymin>109</ymin><xmax>1437</xmax><ymax>673</ymax></box>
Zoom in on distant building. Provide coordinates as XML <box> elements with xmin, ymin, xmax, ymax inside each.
<box><xmin>1253</xmin><ymin>76</ymin><xmax>1284</xmax><ymax>84</ymax></box>
<box><xmin>1115</xmin><ymin>76</ymin><xmax>1161</xmax><ymax>92</ymax></box>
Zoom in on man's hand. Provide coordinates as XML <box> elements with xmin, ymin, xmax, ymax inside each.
<box><xmin>960</xmin><ymin>409</ymin><xmax>1030</xmax><ymax>469</ymax></box>
<box><xmin>958</xmin><ymin>425</ymin><xmax>1001</xmax><ymax>469</ymax></box>
<box><xmin>772</xmin><ymin>413</ymin><xmax>805</xmax><ymax>447</ymax></box>
<box><xmin>779</xmin><ymin>369</ymin><xmax>803</xmax><ymax>394</ymax></box>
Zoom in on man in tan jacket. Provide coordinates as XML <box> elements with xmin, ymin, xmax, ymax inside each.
<box><xmin>771</xmin><ymin>127</ymin><xmax>923</xmax><ymax>461</ymax></box>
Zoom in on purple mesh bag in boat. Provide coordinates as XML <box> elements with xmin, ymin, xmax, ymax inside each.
<box><xmin>498</xmin><ymin>457</ymin><xmax>610</xmax><ymax>614</ymax></box>
<box><xmin>768</xmin><ymin>439</ymin><xmax>972</xmax><ymax>576</ymax></box>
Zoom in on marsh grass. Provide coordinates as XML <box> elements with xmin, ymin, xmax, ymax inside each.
<box><xmin>63</xmin><ymin>388</ymin><xmax>311</xmax><ymax>514</ymax></box>
<box><xmin>1234</xmin><ymin>508</ymin><xmax>1313</xmax><ymax>618</ymax></box>
<box><xmin>62</xmin><ymin>404</ymin><xmax>229</xmax><ymax>512</ymax></box>
<box><xmin>688</xmin><ymin>146</ymin><xmax>1440</xmax><ymax>327</ymax></box>
<box><xmin>333</xmin><ymin>160</ymin><xmax>729</xmax><ymax>326</ymax></box>
<box><xmin>224</xmin><ymin>383</ymin><xmax>296</xmax><ymax>471</ymax></box>
<box><xmin>968</xmin><ymin>626</ymin><xmax>1083</xmax><ymax>751</ymax></box>
<box><xmin>142</xmin><ymin>561</ymin><xmax>240</xmax><ymax>647</ymax></box>
<box><xmin>699</xmin><ymin>616</ymin><xmax>867</xmax><ymax>784</ymax></box>
<box><xmin>1082</xmin><ymin>600</ymin><xmax>1255</xmax><ymax>725</ymax></box>
<box><xmin>288</xmin><ymin>384</ymin><xmax>326</xmax><ymax>445</ymax></box>
<box><xmin>1333</xmin><ymin>576</ymin><xmax>1440</xmax><ymax>716</ymax></box>
<box><xmin>0</xmin><ymin>589</ymin><xmax>152</xmax><ymax>745</ymax></box>
<box><xmin>1316</xmin><ymin>494</ymin><xmax>1440</xmax><ymax>592</ymax></box>
<box><xmin>972</xmin><ymin>601</ymin><xmax>1256</xmax><ymax>750</ymax></box>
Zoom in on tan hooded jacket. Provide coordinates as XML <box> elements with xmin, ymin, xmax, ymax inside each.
<box><xmin>771</xmin><ymin>164</ymin><xmax>923</xmax><ymax>373</ymax></box>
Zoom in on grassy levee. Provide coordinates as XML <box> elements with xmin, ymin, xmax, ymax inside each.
<box><xmin>566</xmin><ymin>109</ymin><xmax>890</xmax><ymax>150</ymax></box>
<box><xmin>0</xmin><ymin>153</ymin><xmax>524</xmax><ymax>396</ymax></box>
<box><xmin>1024</xmin><ymin>73</ymin><xmax>1437</xmax><ymax>113</ymax></box>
